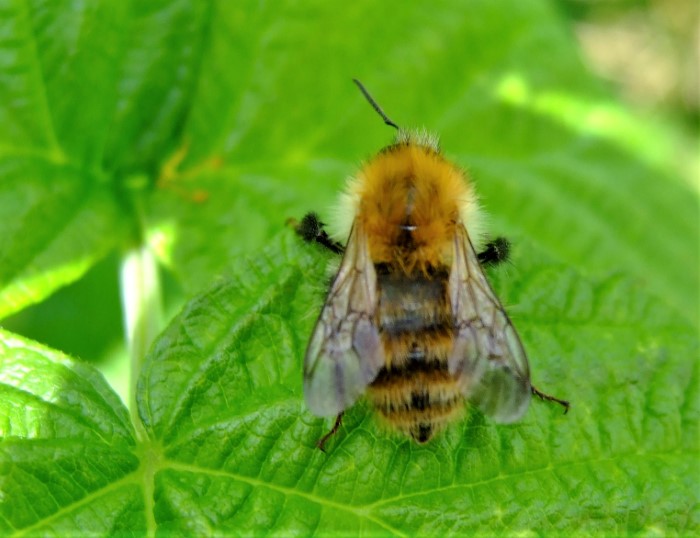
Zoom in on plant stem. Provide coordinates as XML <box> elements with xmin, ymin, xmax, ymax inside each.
<box><xmin>119</xmin><ymin>243</ymin><xmax>162</xmax><ymax>433</ymax></box>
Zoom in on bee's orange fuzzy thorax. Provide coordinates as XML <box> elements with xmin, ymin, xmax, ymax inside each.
<box><xmin>355</xmin><ymin>143</ymin><xmax>472</xmax><ymax>273</ymax></box>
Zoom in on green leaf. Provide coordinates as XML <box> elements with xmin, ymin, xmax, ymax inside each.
<box><xmin>0</xmin><ymin>0</ymin><xmax>214</xmax><ymax>317</ymax></box>
<box><xmin>0</xmin><ymin>158</ymin><xmax>121</xmax><ymax>318</ymax></box>
<box><xmin>141</xmin><ymin>234</ymin><xmax>698</xmax><ymax>534</ymax></box>
<box><xmin>101</xmin><ymin>1</ymin><xmax>213</xmax><ymax>174</ymax></box>
<box><xmin>3</xmin><ymin>0</ymin><xmax>696</xmax><ymax>326</ymax></box>
<box><xmin>0</xmin><ymin>0</ymin><xmax>128</xmax><ymax>317</ymax></box>
<box><xmin>142</xmin><ymin>0</ymin><xmax>698</xmax><ymax>329</ymax></box>
<box><xmin>17</xmin><ymin>1</ymin><xmax>132</xmax><ymax>168</ymax></box>
<box><xmin>1</xmin><ymin>0</ymin><xmax>698</xmax><ymax>535</ymax></box>
<box><xmin>0</xmin><ymin>330</ymin><xmax>141</xmax><ymax>535</ymax></box>
<box><xmin>2</xmin><ymin>232</ymin><xmax>698</xmax><ymax>535</ymax></box>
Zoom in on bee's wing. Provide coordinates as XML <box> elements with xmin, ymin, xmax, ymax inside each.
<box><xmin>448</xmin><ymin>225</ymin><xmax>531</xmax><ymax>423</ymax></box>
<box><xmin>303</xmin><ymin>222</ymin><xmax>384</xmax><ymax>417</ymax></box>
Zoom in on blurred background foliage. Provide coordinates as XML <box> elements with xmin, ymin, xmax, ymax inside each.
<box><xmin>2</xmin><ymin>0</ymin><xmax>698</xmax><ymax>405</ymax></box>
<box><xmin>560</xmin><ymin>0</ymin><xmax>698</xmax><ymax>133</ymax></box>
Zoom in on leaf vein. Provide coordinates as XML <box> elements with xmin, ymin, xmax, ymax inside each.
<box><xmin>164</xmin><ymin>461</ymin><xmax>408</xmax><ymax>537</ymax></box>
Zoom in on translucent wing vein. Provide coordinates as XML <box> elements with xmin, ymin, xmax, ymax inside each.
<box><xmin>448</xmin><ymin>225</ymin><xmax>531</xmax><ymax>423</ymax></box>
<box><xmin>303</xmin><ymin>223</ymin><xmax>384</xmax><ymax>417</ymax></box>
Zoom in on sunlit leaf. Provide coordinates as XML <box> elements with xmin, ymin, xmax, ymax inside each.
<box><xmin>1</xmin><ymin>0</ymin><xmax>697</xmax><ymax>535</ymax></box>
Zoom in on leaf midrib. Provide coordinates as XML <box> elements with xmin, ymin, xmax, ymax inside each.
<box><xmin>7</xmin><ymin>471</ymin><xmax>142</xmax><ymax>538</ymax></box>
<box><xmin>15</xmin><ymin>0</ymin><xmax>63</xmax><ymax>158</ymax></box>
<box><xmin>161</xmin><ymin>449</ymin><xmax>696</xmax><ymax>532</ymax></box>
<box><xmin>163</xmin><ymin>460</ymin><xmax>408</xmax><ymax>537</ymax></box>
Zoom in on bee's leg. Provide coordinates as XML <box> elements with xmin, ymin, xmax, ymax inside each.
<box><xmin>531</xmin><ymin>385</ymin><xmax>570</xmax><ymax>414</ymax></box>
<box><xmin>288</xmin><ymin>212</ymin><xmax>344</xmax><ymax>255</ymax></box>
<box><xmin>316</xmin><ymin>412</ymin><xmax>344</xmax><ymax>452</ymax></box>
<box><xmin>478</xmin><ymin>237</ymin><xmax>510</xmax><ymax>267</ymax></box>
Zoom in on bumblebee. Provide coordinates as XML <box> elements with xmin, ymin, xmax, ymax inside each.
<box><xmin>295</xmin><ymin>80</ymin><xmax>568</xmax><ymax>449</ymax></box>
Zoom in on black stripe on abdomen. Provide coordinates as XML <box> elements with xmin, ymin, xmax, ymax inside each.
<box><xmin>368</xmin><ymin>332</ymin><xmax>463</xmax><ymax>443</ymax></box>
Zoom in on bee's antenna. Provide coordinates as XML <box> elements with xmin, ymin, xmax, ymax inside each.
<box><xmin>352</xmin><ymin>79</ymin><xmax>400</xmax><ymax>130</ymax></box>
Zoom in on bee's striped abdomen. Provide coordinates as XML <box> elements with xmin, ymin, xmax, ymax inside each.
<box><xmin>367</xmin><ymin>270</ymin><xmax>464</xmax><ymax>443</ymax></box>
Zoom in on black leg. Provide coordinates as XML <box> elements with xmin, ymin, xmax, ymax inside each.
<box><xmin>531</xmin><ymin>385</ymin><xmax>570</xmax><ymax>414</ymax></box>
<box><xmin>290</xmin><ymin>212</ymin><xmax>344</xmax><ymax>255</ymax></box>
<box><xmin>316</xmin><ymin>412</ymin><xmax>344</xmax><ymax>452</ymax></box>
<box><xmin>478</xmin><ymin>237</ymin><xmax>510</xmax><ymax>267</ymax></box>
